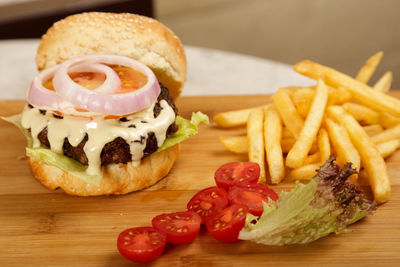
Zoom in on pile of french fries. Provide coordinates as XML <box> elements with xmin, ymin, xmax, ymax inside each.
<box><xmin>214</xmin><ymin>52</ymin><xmax>398</xmax><ymax>203</ymax></box>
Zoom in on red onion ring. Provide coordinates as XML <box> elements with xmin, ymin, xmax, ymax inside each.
<box><xmin>27</xmin><ymin>65</ymin><xmax>73</xmax><ymax>110</ymax></box>
<box><xmin>53</xmin><ymin>54</ymin><xmax>161</xmax><ymax>115</ymax></box>
<box><xmin>27</xmin><ymin>62</ymin><xmax>122</xmax><ymax>111</ymax></box>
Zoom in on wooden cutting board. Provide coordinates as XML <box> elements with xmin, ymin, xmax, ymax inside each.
<box><xmin>1</xmin><ymin>95</ymin><xmax>400</xmax><ymax>266</ymax></box>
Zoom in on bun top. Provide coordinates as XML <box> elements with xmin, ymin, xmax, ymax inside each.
<box><xmin>36</xmin><ymin>12</ymin><xmax>186</xmax><ymax>99</ymax></box>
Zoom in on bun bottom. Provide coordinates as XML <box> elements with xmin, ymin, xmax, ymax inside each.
<box><xmin>28</xmin><ymin>144</ymin><xmax>179</xmax><ymax>196</ymax></box>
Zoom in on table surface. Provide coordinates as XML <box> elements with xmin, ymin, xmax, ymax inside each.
<box><xmin>1</xmin><ymin>95</ymin><xmax>400</xmax><ymax>266</ymax></box>
<box><xmin>0</xmin><ymin>39</ymin><xmax>313</xmax><ymax>99</ymax></box>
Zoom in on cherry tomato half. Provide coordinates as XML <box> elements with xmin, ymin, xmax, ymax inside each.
<box><xmin>228</xmin><ymin>183</ymin><xmax>279</xmax><ymax>216</ymax></box>
<box><xmin>187</xmin><ymin>186</ymin><xmax>229</xmax><ymax>223</ymax></box>
<box><xmin>214</xmin><ymin>162</ymin><xmax>260</xmax><ymax>190</ymax></box>
<box><xmin>152</xmin><ymin>211</ymin><xmax>202</xmax><ymax>245</ymax></box>
<box><xmin>117</xmin><ymin>227</ymin><xmax>166</xmax><ymax>263</ymax></box>
<box><xmin>206</xmin><ymin>204</ymin><xmax>249</xmax><ymax>243</ymax></box>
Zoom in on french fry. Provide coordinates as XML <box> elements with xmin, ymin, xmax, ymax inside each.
<box><xmin>357</xmin><ymin>140</ymin><xmax>399</xmax><ymax>186</ymax></box>
<box><xmin>326</xmin><ymin>86</ymin><xmax>354</xmax><ymax>106</ymax></box>
<box><xmin>219</xmin><ymin>136</ymin><xmax>248</xmax><ymax>154</ymax></box>
<box><xmin>281</xmin><ymin>138</ymin><xmax>295</xmax><ymax>154</ymax></box>
<box><xmin>290</xmin><ymin>163</ymin><xmax>320</xmax><ymax>181</ymax></box>
<box><xmin>282</xmin><ymin>127</ymin><xmax>294</xmax><ymax>139</ymax></box>
<box><xmin>342</xmin><ymin>102</ymin><xmax>379</xmax><ymax>125</ymax></box>
<box><xmin>363</xmin><ymin>124</ymin><xmax>384</xmax><ymax>136</ymax></box>
<box><xmin>272</xmin><ymin>88</ymin><xmax>304</xmax><ymax>138</ymax></box>
<box><xmin>325</xmin><ymin>117</ymin><xmax>361</xmax><ymax>174</ymax></box>
<box><xmin>281</xmin><ymin>138</ymin><xmax>318</xmax><ymax>154</ymax></box>
<box><xmin>291</xmin><ymin>87</ymin><xmax>314</xmax><ymax>119</ymax></box>
<box><xmin>370</xmin><ymin>124</ymin><xmax>400</xmax><ymax>144</ymax></box>
<box><xmin>379</xmin><ymin>112</ymin><xmax>400</xmax><ymax>128</ymax></box>
<box><xmin>328</xmin><ymin>86</ymin><xmax>353</xmax><ymax>105</ymax></box>
<box><xmin>247</xmin><ymin>109</ymin><xmax>266</xmax><ymax>182</ymax></box>
<box><xmin>327</xmin><ymin>105</ymin><xmax>390</xmax><ymax>203</ymax></box>
<box><xmin>304</xmin><ymin>152</ymin><xmax>321</xmax><ymax>165</ymax></box>
<box><xmin>317</xmin><ymin>128</ymin><xmax>330</xmax><ymax>163</ymax></box>
<box><xmin>294</xmin><ymin>60</ymin><xmax>400</xmax><ymax>117</ymax></box>
<box><xmin>374</xmin><ymin>71</ymin><xmax>392</xmax><ymax>93</ymax></box>
<box><xmin>286</xmin><ymin>79</ymin><xmax>328</xmax><ymax>168</ymax></box>
<box><xmin>213</xmin><ymin>105</ymin><xmax>271</xmax><ymax>128</ymax></box>
<box><xmin>355</xmin><ymin>51</ymin><xmax>383</xmax><ymax>84</ymax></box>
<box><xmin>376</xmin><ymin>139</ymin><xmax>400</xmax><ymax>158</ymax></box>
<box><xmin>264</xmin><ymin>107</ymin><xmax>285</xmax><ymax>184</ymax></box>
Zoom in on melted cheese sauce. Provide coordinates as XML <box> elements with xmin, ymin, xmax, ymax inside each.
<box><xmin>21</xmin><ymin>100</ymin><xmax>175</xmax><ymax>176</ymax></box>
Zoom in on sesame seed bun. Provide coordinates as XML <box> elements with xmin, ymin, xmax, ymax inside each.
<box><xmin>36</xmin><ymin>12</ymin><xmax>186</xmax><ymax>99</ymax></box>
<box><xmin>28</xmin><ymin>12</ymin><xmax>185</xmax><ymax>196</ymax></box>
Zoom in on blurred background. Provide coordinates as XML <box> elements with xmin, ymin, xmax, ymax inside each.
<box><xmin>1</xmin><ymin>0</ymin><xmax>399</xmax><ymax>87</ymax></box>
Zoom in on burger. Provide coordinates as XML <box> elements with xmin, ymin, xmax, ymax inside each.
<box><xmin>3</xmin><ymin>12</ymin><xmax>207</xmax><ymax>196</ymax></box>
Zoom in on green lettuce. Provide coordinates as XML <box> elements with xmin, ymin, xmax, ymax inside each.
<box><xmin>158</xmin><ymin>111</ymin><xmax>209</xmax><ymax>152</ymax></box>
<box><xmin>2</xmin><ymin>112</ymin><xmax>208</xmax><ymax>184</ymax></box>
<box><xmin>239</xmin><ymin>157</ymin><xmax>376</xmax><ymax>245</ymax></box>
<box><xmin>26</xmin><ymin>146</ymin><xmax>102</xmax><ymax>184</ymax></box>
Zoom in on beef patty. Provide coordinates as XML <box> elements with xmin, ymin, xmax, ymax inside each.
<box><xmin>35</xmin><ymin>83</ymin><xmax>178</xmax><ymax>165</ymax></box>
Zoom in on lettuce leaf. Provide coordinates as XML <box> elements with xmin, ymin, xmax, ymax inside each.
<box><xmin>1</xmin><ymin>111</ymin><xmax>209</xmax><ymax>184</ymax></box>
<box><xmin>239</xmin><ymin>157</ymin><xmax>376</xmax><ymax>245</ymax></box>
<box><xmin>26</xmin><ymin>146</ymin><xmax>102</xmax><ymax>184</ymax></box>
<box><xmin>158</xmin><ymin>111</ymin><xmax>209</xmax><ymax>152</ymax></box>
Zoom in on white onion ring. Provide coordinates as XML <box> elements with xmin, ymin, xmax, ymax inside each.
<box><xmin>53</xmin><ymin>54</ymin><xmax>161</xmax><ymax>115</ymax></box>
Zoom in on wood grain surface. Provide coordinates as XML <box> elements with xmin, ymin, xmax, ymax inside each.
<box><xmin>1</xmin><ymin>95</ymin><xmax>400</xmax><ymax>266</ymax></box>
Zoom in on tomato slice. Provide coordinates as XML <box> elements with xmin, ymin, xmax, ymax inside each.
<box><xmin>214</xmin><ymin>162</ymin><xmax>260</xmax><ymax>190</ymax></box>
<box><xmin>228</xmin><ymin>183</ymin><xmax>279</xmax><ymax>216</ymax></box>
<box><xmin>152</xmin><ymin>211</ymin><xmax>202</xmax><ymax>245</ymax></box>
<box><xmin>187</xmin><ymin>186</ymin><xmax>229</xmax><ymax>223</ymax></box>
<box><xmin>205</xmin><ymin>204</ymin><xmax>248</xmax><ymax>243</ymax></box>
<box><xmin>117</xmin><ymin>227</ymin><xmax>166</xmax><ymax>263</ymax></box>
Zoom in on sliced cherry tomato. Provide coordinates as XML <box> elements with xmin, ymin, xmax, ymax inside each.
<box><xmin>228</xmin><ymin>183</ymin><xmax>279</xmax><ymax>216</ymax></box>
<box><xmin>214</xmin><ymin>162</ymin><xmax>260</xmax><ymax>190</ymax></box>
<box><xmin>117</xmin><ymin>227</ymin><xmax>166</xmax><ymax>263</ymax></box>
<box><xmin>205</xmin><ymin>204</ymin><xmax>248</xmax><ymax>243</ymax></box>
<box><xmin>187</xmin><ymin>186</ymin><xmax>229</xmax><ymax>223</ymax></box>
<box><xmin>152</xmin><ymin>211</ymin><xmax>202</xmax><ymax>245</ymax></box>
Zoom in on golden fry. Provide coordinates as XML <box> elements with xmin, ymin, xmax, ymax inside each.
<box><xmin>219</xmin><ymin>136</ymin><xmax>248</xmax><ymax>154</ymax></box>
<box><xmin>317</xmin><ymin>128</ymin><xmax>330</xmax><ymax>163</ymax></box>
<box><xmin>282</xmin><ymin>127</ymin><xmax>294</xmax><ymax>139</ymax></box>
<box><xmin>363</xmin><ymin>124</ymin><xmax>384</xmax><ymax>136</ymax></box>
<box><xmin>294</xmin><ymin>60</ymin><xmax>400</xmax><ymax>117</ymax></box>
<box><xmin>327</xmin><ymin>105</ymin><xmax>390</xmax><ymax>203</ymax></box>
<box><xmin>290</xmin><ymin>163</ymin><xmax>320</xmax><ymax>181</ymax></box>
<box><xmin>379</xmin><ymin>112</ymin><xmax>400</xmax><ymax>128</ymax></box>
<box><xmin>264</xmin><ymin>107</ymin><xmax>285</xmax><ymax>184</ymax></box>
<box><xmin>328</xmin><ymin>86</ymin><xmax>353</xmax><ymax>105</ymax></box>
<box><xmin>247</xmin><ymin>109</ymin><xmax>266</xmax><ymax>182</ymax></box>
<box><xmin>342</xmin><ymin>102</ymin><xmax>379</xmax><ymax>125</ymax></box>
<box><xmin>355</xmin><ymin>51</ymin><xmax>383</xmax><ymax>84</ymax></box>
<box><xmin>281</xmin><ymin>138</ymin><xmax>295</xmax><ymax>154</ymax></box>
<box><xmin>325</xmin><ymin>118</ymin><xmax>361</xmax><ymax>173</ymax></box>
<box><xmin>376</xmin><ymin>139</ymin><xmax>400</xmax><ymax>159</ymax></box>
<box><xmin>286</xmin><ymin>79</ymin><xmax>328</xmax><ymax>168</ymax></box>
<box><xmin>374</xmin><ymin>71</ymin><xmax>392</xmax><ymax>93</ymax></box>
<box><xmin>213</xmin><ymin>105</ymin><xmax>271</xmax><ymax>128</ymax></box>
<box><xmin>304</xmin><ymin>152</ymin><xmax>321</xmax><ymax>165</ymax></box>
<box><xmin>370</xmin><ymin>124</ymin><xmax>400</xmax><ymax>144</ymax></box>
<box><xmin>291</xmin><ymin>87</ymin><xmax>314</xmax><ymax>119</ymax></box>
<box><xmin>272</xmin><ymin>88</ymin><xmax>304</xmax><ymax>138</ymax></box>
